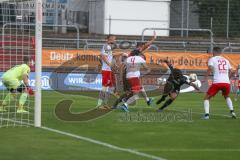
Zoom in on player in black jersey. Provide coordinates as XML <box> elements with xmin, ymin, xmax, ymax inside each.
<box><xmin>156</xmin><ymin>60</ymin><xmax>200</xmax><ymax>112</ymax></box>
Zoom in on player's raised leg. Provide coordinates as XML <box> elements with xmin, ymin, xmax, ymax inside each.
<box><xmin>120</xmin><ymin>77</ymin><xmax>142</xmax><ymax>112</ymax></box>
<box><xmin>156</xmin><ymin>81</ymin><xmax>173</xmax><ymax>105</ymax></box>
<box><xmin>112</xmin><ymin>91</ymin><xmax>132</xmax><ymax>109</ymax></box>
<box><xmin>156</xmin><ymin>95</ymin><xmax>167</xmax><ymax>105</ymax></box>
<box><xmin>157</xmin><ymin>92</ymin><xmax>177</xmax><ymax>112</ymax></box>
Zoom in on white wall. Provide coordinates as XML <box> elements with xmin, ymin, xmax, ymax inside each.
<box><xmin>104</xmin><ymin>0</ymin><xmax>171</xmax><ymax>36</ymax></box>
<box><xmin>89</xmin><ymin>0</ymin><xmax>105</xmax><ymax>34</ymax></box>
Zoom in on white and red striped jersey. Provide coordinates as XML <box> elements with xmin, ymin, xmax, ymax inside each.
<box><xmin>101</xmin><ymin>44</ymin><xmax>113</xmax><ymax>71</ymax></box>
<box><xmin>208</xmin><ymin>56</ymin><xmax>232</xmax><ymax>84</ymax></box>
<box><xmin>126</xmin><ymin>56</ymin><xmax>146</xmax><ymax>78</ymax></box>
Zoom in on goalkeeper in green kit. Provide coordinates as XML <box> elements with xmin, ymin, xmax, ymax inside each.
<box><xmin>0</xmin><ymin>56</ymin><xmax>34</xmax><ymax>113</ymax></box>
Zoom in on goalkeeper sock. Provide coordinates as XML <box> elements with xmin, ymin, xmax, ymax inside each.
<box><xmin>156</xmin><ymin>95</ymin><xmax>167</xmax><ymax>105</ymax></box>
<box><xmin>19</xmin><ymin>93</ymin><xmax>28</xmax><ymax>108</ymax></box>
<box><xmin>204</xmin><ymin>100</ymin><xmax>210</xmax><ymax>114</ymax></box>
<box><xmin>226</xmin><ymin>97</ymin><xmax>234</xmax><ymax>111</ymax></box>
<box><xmin>159</xmin><ymin>99</ymin><xmax>173</xmax><ymax>110</ymax></box>
<box><xmin>2</xmin><ymin>93</ymin><xmax>15</xmax><ymax>106</ymax></box>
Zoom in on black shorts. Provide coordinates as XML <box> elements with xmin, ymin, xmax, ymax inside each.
<box><xmin>163</xmin><ymin>81</ymin><xmax>180</xmax><ymax>95</ymax></box>
<box><xmin>8</xmin><ymin>84</ymin><xmax>26</xmax><ymax>93</ymax></box>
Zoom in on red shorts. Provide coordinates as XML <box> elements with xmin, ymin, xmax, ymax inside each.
<box><xmin>238</xmin><ymin>80</ymin><xmax>240</xmax><ymax>89</ymax></box>
<box><xmin>207</xmin><ymin>83</ymin><xmax>230</xmax><ymax>97</ymax></box>
<box><xmin>102</xmin><ymin>70</ymin><xmax>114</xmax><ymax>87</ymax></box>
<box><xmin>127</xmin><ymin>77</ymin><xmax>142</xmax><ymax>93</ymax></box>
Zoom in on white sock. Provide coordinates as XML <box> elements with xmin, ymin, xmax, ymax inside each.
<box><xmin>97</xmin><ymin>87</ymin><xmax>109</xmax><ymax>106</ymax></box>
<box><xmin>226</xmin><ymin>97</ymin><xmax>234</xmax><ymax>111</ymax></box>
<box><xmin>204</xmin><ymin>100</ymin><xmax>210</xmax><ymax>114</ymax></box>
<box><xmin>126</xmin><ymin>94</ymin><xmax>139</xmax><ymax>105</ymax></box>
<box><xmin>97</xmin><ymin>99</ymin><xmax>103</xmax><ymax>106</ymax></box>
<box><xmin>141</xmin><ymin>88</ymin><xmax>149</xmax><ymax>102</ymax></box>
<box><xmin>102</xmin><ymin>87</ymin><xmax>109</xmax><ymax>93</ymax></box>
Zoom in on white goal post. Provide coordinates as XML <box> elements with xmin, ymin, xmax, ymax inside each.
<box><xmin>34</xmin><ymin>0</ymin><xmax>42</xmax><ymax>127</ymax></box>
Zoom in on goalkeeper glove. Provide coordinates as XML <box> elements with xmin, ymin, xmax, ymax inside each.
<box><xmin>26</xmin><ymin>86</ymin><xmax>34</xmax><ymax>96</ymax></box>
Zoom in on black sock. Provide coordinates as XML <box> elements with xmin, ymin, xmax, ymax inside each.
<box><xmin>205</xmin><ymin>113</ymin><xmax>209</xmax><ymax>117</ymax></box>
<box><xmin>159</xmin><ymin>99</ymin><xmax>173</xmax><ymax>110</ymax></box>
<box><xmin>113</xmin><ymin>94</ymin><xmax>126</xmax><ymax>107</ymax></box>
<box><xmin>156</xmin><ymin>95</ymin><xmax>167</xmax><ymax>104</ymax></box>
<box><xmin>113</xmin><ymin>92</ymin><xmax>132</xmax><ymax>107</ymax></box>
<box><xmin>230</xmin><ymin>110</ymin><xmax>235</xmax><ymax>113</ymax></box>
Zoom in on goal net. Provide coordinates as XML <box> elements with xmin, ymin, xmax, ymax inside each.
<box><xmin>0</xmin><ymin>0</ymin><xmax>42</xmax><ymax>127</ymax></box>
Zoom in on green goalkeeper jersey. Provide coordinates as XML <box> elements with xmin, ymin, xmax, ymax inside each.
<box><xmin>2</xmin><ymin>64</ymin><xmax>30</xmax><ymax>81</ymax></box>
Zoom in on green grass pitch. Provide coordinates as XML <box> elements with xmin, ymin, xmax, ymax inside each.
<box><xmin>0</xmin><ymin>91</ymin><xmax>240</xmax><ymax>160</ymax></box>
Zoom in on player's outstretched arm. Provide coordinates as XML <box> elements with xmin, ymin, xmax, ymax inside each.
<box><xmin>23</xmin><ymin>74</ymin><xmax>34</xmax><ymax>95</ymax></box>
<box><xmin>140</xmin><ymin>31</ymin><xmax>157</xmax><ymax>52</ymax></box>
<box><xmin>22</xmin><ymin>74</ymin><xmax>30</xmax><ymax>87</ymax></box>
<box><xmin>190</xmin><ymin>82</ymin><xmax>200</xmax><ymax>91</ymax></box>
<box><xmin>112</xmin><ymin>51</ymin><xmax>127</xmax><ymax>56</ymax></box>
<box><xmin>163</xmin><ymin>60</ymin><xmax>174</xmax><ymax>71</ymax></box>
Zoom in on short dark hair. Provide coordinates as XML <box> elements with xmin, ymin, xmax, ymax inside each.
<box><xmin>23</xmin><ymin>56</ymin><xmax>31</xmax><ymax>64</ymax></box>
<box><xmin>213</xmin><ymin>47</ymin><xmax>222</xmax><ymax>54</ymax></box>
<box><xmin>136</xmin><ymin>42</ymin><xmax>146</xmax><ymax>48</ymax></box>
<box><xmin>131</xmin><ymin>49</ymin><xmax>141</xmax><ymax>56</ymax></box>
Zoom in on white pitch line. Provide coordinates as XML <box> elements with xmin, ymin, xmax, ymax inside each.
<box><xmin>0</xmin><ymin>118</ymin><xmax>165</xmax><ymax>160</ymax></box>
<box><xmin>41</xmin><ymin>126</ymin><xmax>166</xmax><ymax>160</ymax></box>
<box><xmin>2</xmin><ymin>108</ymin><xmax>236</xmax><ymax>160</ymax></box>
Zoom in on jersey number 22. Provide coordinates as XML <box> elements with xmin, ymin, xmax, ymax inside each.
<box><xmin>218</xmin><ymin>60</ymin><xmax>227</xmax><ymax>71</ymax></box>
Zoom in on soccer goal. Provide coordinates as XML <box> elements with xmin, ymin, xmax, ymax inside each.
<box><xmin>0</xmin><ymin>0</ymin><xmax>42</xmax><ymax>127</ymax></box>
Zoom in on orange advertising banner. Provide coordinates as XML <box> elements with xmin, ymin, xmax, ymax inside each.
<box><xmin>42</xmin><ymin>49</ymin><xmax>101</xmax><ymax>67</ymax></box>
<box><xmin>42</xmin><ymin>49</ymin><xmax>240</xmax><ymax>70</ymax></box>
<box><xmin>146</xmin><ymin>52</ymin><xmax>240</xmax><ymax>70</ymax></box>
